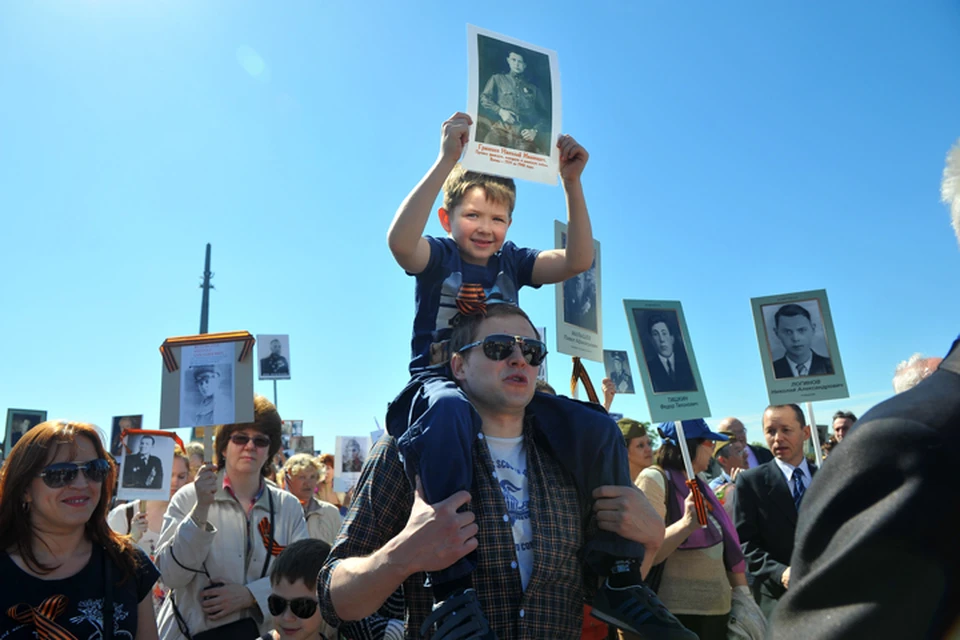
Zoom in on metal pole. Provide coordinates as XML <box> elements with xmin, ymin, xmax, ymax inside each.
<box><xmin>806</xmin><ymin>402</ymin><xmax>824</xmax><ymax>468</ymax></box>
<box><xmin>199</xmin><ymin>243</ymin><xmax>214</xmax><ymax>334</ymax></box>
<box><xmin>273</xmin><ymin>379</ymin><xmax>278</xmax><ymax>408</ymax></box>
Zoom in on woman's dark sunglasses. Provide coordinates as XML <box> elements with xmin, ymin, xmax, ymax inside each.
<box><xmin>267</xmin><ymin>594</ymin><xmax>318</xmax><ymax>619</ymax></box>
<box><xmin>229</xmin><ymin>434</ymin><xmax>271</xmax><ymax>448</ymax></box>
<box><xmin>457</xmin><ymin>333</ymin><xmax>547</xmax><ymax>367</ymax></box>
<box><xmin>38</xmin><ymin>459</ymin><xmax>111</xmax><ymax>488</ymax></box>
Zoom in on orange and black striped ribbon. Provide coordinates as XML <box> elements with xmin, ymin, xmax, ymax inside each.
<box><xmin>7</xmin><ymin>596</ymin><xmax>77</xmax><ymax>640</ymax></box>
<box><xmin>258</xmin><ymin>517</ymin><xmax>285</xmax><ymax>557</ymax></box>
<box><xmin>455</xmin><ymin>283</ymin><xmax>487</xmax><ymax>317</ymax></box>
<box><xmin>570</xmin><ymin>357</ymin><xmax>600</xmax><ymax>404</ymax></box>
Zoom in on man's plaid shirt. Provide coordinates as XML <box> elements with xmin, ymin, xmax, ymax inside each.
<box><xmin>318</xmin><ymin>418</ymin><xmax>593</xmax><ymax>639</ymax></box>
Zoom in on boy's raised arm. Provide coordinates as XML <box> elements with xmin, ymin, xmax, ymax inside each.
<box><xmin>531</xmin><ymin>134</ymin><xmax>595</xmax><ymax>285</ymax></box>
<box><xmin>387</xmin><ymin>112</ymin><xmax>472</xmax><ymax>274</ymax></box>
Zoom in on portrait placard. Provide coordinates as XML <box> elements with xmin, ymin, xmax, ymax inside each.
<box><xmin>109</xmin><ymin>415</ymin><xmax>143</xmax><ymax>457</ymax></box>
<box><xmin>158</xmin><ymin>332</ymin><xmax>255</xmax><ymax>431</ymax></box>
<box><xmin>535</xmin><ymin>326</ymin><xmax>549</xmax><ymax>383</ymax></box>
<box><xmin>257</xmin><ymin>334</ymin><xmax>291</xmax><ymax>380</ymax></box>
<box><xmin>4</xmin><ymin>408</ymin><xmax>47</xmax><ymax>454</ymax></box>
<box><xmin>291</xmin><ymin>435</ymin><xmax>314</xmax><ymax>456</ymax></box>
<box><xmin>462</xmin><ymin>25</ymin><xmax>562</xmax><ymax>185</ymax></box>
<box><xmin>554</xmin><ymin>221</ymin><xmax>602</xmax><ymax>361</ymax></box>
<box><xmin>603</xmin><ymin>350</ymin><xmax>636</xmax><ymax>394</ymax></box>
<box><xmin>281</xmin><ymin>419</ymin><xmax>303</xmax><ymax>456</ymax></box>
<box><xmin>751</xmin><ymin>289</ymin><xmax>848</xmax><ymax>404</ymax></box>
<box><xmin>334</xmin><ymin>435</ymin><xmax>371</xmax><ymax>492</ymax></box>
<box><xmin>117</xmin><ymin>430</ymin><xmax>177</xmax><ymax>502</ymax></box>
<box><xmin>624</xmin><ymin>299</ymin><xmax>711</xmax><ymax>422</ymax></box>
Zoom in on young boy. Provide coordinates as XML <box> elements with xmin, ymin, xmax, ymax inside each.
<box><xmin>265</xmin><ymin>539</ymin><xmax>338</xmax><ymax>640</ymax></box>
<box><xmin>385</xmin><ymin>112</ymin><xmax>693</xmax><ymax>640</ymax></box>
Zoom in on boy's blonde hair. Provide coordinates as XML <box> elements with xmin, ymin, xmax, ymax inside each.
<box><xmin>442</xmin><ymin>164</ymin><xmax>516</xmax><ymax>218</ymax></box>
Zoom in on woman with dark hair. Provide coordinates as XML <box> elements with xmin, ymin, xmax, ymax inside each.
<box><xmin>632</xmin><ymin>420</ymin><xmax>750</xmax><ymax>640</ymax></box>
<box><xmin>0</xmin><ymin>420</ymin><xmax>160</xmax><ymax>640</ymax></box>
<box><xmin>155</xmin><ymin>395</ymin><xmax>308</xmax><ymax>640</ymax></box>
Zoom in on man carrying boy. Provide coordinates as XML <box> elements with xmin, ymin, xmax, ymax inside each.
<box><xmin>319</xmin><ymin>304</ymin><xmax>678</xmax><ymax>639</ymax></box>
<box><xmin>364</xmin><ymin>113</ymin><xmax>691</xmax><ymax>638</ymax></box>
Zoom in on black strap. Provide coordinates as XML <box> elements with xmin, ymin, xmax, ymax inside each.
<box><xmin>102</xmin><ymin>548</ymin><xmax>114</xmax><ymax>640</ymax></box>
<box><xmin>260</xmin><ymin>488</ymin><xmax>275</xmax><ymax>580</ymax></box>
<box><xmin>170</xmin><ymin>594</ymin><xmax>194</xmax><ymax>640</ymax></box>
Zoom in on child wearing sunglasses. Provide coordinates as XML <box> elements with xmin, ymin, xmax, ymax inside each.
<box><xmin>262</xmin><ymin>539</ymin><xmax>336</xmax><ymax>640</ymax></box>
<box><xmin>380</xmin><ymin>114</ymin><xmax>691</xmax><ymax>638</ymax></box>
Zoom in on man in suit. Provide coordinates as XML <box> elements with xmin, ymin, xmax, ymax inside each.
<box><xmin>123</xmin><ymin>434</ymin><xmax>164</xmax><ymax>489</ymax></box>
<box><xmin>770</xmin><ymin>304</ymin><xmax>834</xmax><ymax>378</ymax></box>
<box><xmin>768</xmin><ymin>139</ymin><xmax>960</xmax><ymax>638</ymax></box>
<box><xmin>732</xmin><ymin>404</ymin><xmax>814</xmax><ymax>618</ymax></box>
<box><xmin>261</xmin><ymin>338</ymin><xmax>290</xmax><ymax>376</ymax></box>
<box><xmin>644</xmin><ymin>313</ymin><xmax>697</xmax><ymax>393</ymax></box>
<box><xmin>718</xmin><ymin>417</ymin><xmax>773</xmax><ymax>469</ymax></box>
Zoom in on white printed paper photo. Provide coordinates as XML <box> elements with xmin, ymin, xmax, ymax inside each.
<box><xmin>462</xmin><ymin>25</ymin><xmax>562</xmax><ymax>185</ymax></box>
<box><xmin>257</xmin><ymin>334</ymin><xmax>291</xmax><ymax>380</ymax></box>
<box><xmin>603</xmin><ymin>350</ymin><xmax>635</xmax><ymax>394</ymax></box>
<box><xmin>179</xmin><ymin>343</ymin><xmax>235</xmax><ymax>428</ymax></box>
<box><xmin>117</xmin><ymin>431</ymin><xmax>177</xmax><ymax>502</ymax></box>
<box><xmin>334</xmin><ymin>435</ymin><xmax>371</xmax><ymax>492</ymax></box>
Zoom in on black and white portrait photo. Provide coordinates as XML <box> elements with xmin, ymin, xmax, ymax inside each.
<box><xmin>4</xmin><ymin>409</ymin><xmax>47</xmax><ymax>453</ymax></box>
<box><xmin>281</xmin><ymin>419</ymin><xmax>303</xmax><ymax>456</ymax></box>
<box><xmin>179</xmin><ymin>346</ymin><xmax>236</xmax><ymax>429</ymax></box>
<box><xmin>603</xmin><ymin>350</ymin><xmax>635</xmax><ymax>394</ymax></box>
<box><xmin>118</xmin><ymin>431</ymin><xmax>176</xmax><ymax>501</ymax></box>
<box><xmin>560</xmin><ymin>232</ymin><xmax>598</xmax><ymax>332</ymax></box>
<box><xmin>633</xmin><ymin>308</ymin><xmax>699</xmax><ymax>394</ymax></box>
<box><xmin>762</xmin><ymin>300</ymin><xmax>835</xmax><ymax>379</ymax></box>
<box><xmin>257</xmin><ymin>334</ymin><xmax>291</xmax><ymax>380</ymax></box>
<box><xmin>341</xmin><ymin>438</ymin><xmax>364</xmax><ymax>473</ymax></box>
<box><xmin>109</xmin><ymin>414</ymin><xmax>143</xmax><ymax>457</ymax></box>
<box><xmin>334</xmin><ymin>435</ymin><xmax>372</xmax><ymax>492</ymax></box>
<box><xmin>292</xmin><ymin>435</ymin><xmax>314</xmax><ymax>456</ymax></box>
<box><xmin>476</xmin><ymin>35</ymin><xmax>552</xmax><ymax>157</ymax></box>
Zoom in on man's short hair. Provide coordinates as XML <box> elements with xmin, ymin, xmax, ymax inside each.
<box><xmin>535</xmin><ymin>379</ymin><xmax>556</xmax><ymax>395</ymax></box>
<box><xmin>774</xmin><ymin>304</ymin><xmax>812</xmax><ymax>329</ymax></box>
<box><xmin>646</xmin><ymin>313</ymin><xmax>671</xmax><ymax>335</ymax></box>
<box><xmin>270</xmin><ymin>538</ymin><xmax>331</xmax><ymax>590</ymax></box>
<box><xmin>139</xmin><ymin>435</ymin><xmax>155</xmax><ymax>446</ymax></box>
<box><xmin>832</xmin><ymin>410</ymin><xmax>857</xmax><ymax>423</ymax></box>
<box><xmin>766</xmin><ymin>403</ymin><xmax>806</xmax><ymax>427</ymax></box>
<box><xmin>442</xmin><ymin>164</ymin><xmax>516</xmax><ymax>218</ymax></box>
<box><xmin>449</xmin><ymin>303</ymin><xmax>537</xmax><ymax>358</ymax></box>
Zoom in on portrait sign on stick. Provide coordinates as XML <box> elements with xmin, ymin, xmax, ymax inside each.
<box><xmin>4</xmin><ymin>408</ymin><xmax>47</xmax><ymax>455</ymax></box>
<box><xmin>117</xmin><ymin>429</ymin><xmax>182</xmax><ymax>502</ymax></box>
<box><xmin>624</xmin><ymin>299</ymin><xmax>711</xmax><ymax>422</ymax></box>
<box><xmin>462</xmin><ymin>25</ymin><xmax>562</xmax><ymax>185</ymax></box>
<box><xmin>109</xmin><ymin>415</ymin><xmax>143</xmax><ymax>457</ymax></box>
<box><xmin>334</xmin><ymin>435</ymin><xmax>371</xmax><ymax>492</ymax></box>
<box><xmin>535</xmin><ymin>326</ymin><xmax>549</xmax><ymax>383</ymax></box>
<box><xmin>750</xmin><ymin>289</ymin><xmax>848</xmax><ymax>405</ymax></box>
<box><xmin>257</xmin><ymin>334</ymin><xmax>291</xmax><ymax>380</ymax></box>
<box><xmin>603</xmin><ymin>350</ymin><xmax>636</xmax><ymax>394</ymax></box>
<box><xmin>554</xmin><ymin>221</ymin><xmax>602</xmax><ymax>361</ymax></box>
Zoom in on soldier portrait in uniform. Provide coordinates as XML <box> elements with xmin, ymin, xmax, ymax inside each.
<box><xmin>109</xmin><ymin>414</ymin><xmax>143</xmax><ymax>457</ymax></box>
<box><xmin>179</xmin><ymin>362</ymin><xmax>235</xmax><ymax>428</ymax></box>
<box><xmin>341</xmin><ymin>438</ymin><xmax>364</xmax><ymax>473</ymax></box>
<box><xmin>475</xmin><ymin>35</ymin><xmax>552</xmax><ymax>156</ymax></box>
<box><xmin>122</xmin><ymin>434</ymin><xmax>164</xmax><ymax>489</ymax></box>
<box><xmin>603</xmin><ymin>350</ymin><xmax>636</xmax><ymax>394</ymax></box>
<box><xmin>4</xmin><ymin>409</ymin><xmax>47</xmax><ymax>453</ymax></box>
<box><xmin>257</xmin><ymin>334</ymin><xmax>292</xmax><ymax>380</ymax></box>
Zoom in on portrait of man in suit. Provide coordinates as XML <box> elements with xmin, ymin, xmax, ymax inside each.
<box><xmin>122</xmin><ymin>435</ymin><xmax>164</xmax><ymax>489</ymax></box>
<box><xmin>641</xmin><ymin>311</ymin><xmax>698</xmax><ymax>393</ymax></box>
<box><xmin>768</xmin><ymin>303</ymin><xmax>834</xmax><ymax>379</ymax></box>
<box><xmin>260</xmin><ymin>338</ymin><xmax>290</xmax><ymax>376</ymax></box>
<box><xmin>732</xmin><ymin>403</ymin><xmax>813</xmax><ymax>618</ymax></box>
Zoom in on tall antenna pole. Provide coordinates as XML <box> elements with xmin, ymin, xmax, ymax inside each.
<box><xmin>199</xmin><ymin>243</ymin><xmax>214</xmax><ymax>334</ymax></box>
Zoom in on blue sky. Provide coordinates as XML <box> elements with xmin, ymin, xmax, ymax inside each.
<box><xmin>2</xmin><ymin>1</ymin><xmax>959</xmax><ymax>454</ymax></box>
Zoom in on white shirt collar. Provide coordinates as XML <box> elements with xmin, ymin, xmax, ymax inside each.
<box><xmin>658</xmin><ymin>353</ymin><xmax>676</xmax><ymax>370</ymax></box>
<box><xmin>787</xmin><ymin>353</ymin><xmax>813</xmax><ymax>377</ymax></box>
<box><xmin>773</xmin><ymin>457</ymin><xmax>811</xmax><ymax>486</ymax></box>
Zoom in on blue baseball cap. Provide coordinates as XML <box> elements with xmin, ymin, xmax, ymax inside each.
<box><xmin>657</xmin><ymin>419</ymin><xmax>730</xmax><ymax>446</ymax></box>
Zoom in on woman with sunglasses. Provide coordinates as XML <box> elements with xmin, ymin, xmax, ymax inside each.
<box><xmin>0</xmin><ymin>421</ymin><xmax>160</xmax><ymax>640</ymax></box>
<box><xmin>154</xmin><ymin>395</ymin><xmax>308</xmax><ymax>640</ymax></box>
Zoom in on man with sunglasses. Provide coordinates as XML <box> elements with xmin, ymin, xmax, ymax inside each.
<box><xmin>320</xmin><ymin>304</ymin><xmax>684</xmax><ymax>639</ymax></box>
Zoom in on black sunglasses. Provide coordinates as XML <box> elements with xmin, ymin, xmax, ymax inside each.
<box><xmin>229</xmin><ymin>434</ymin><xmax>271</xmax><ymax>448</ymax></box>
<box><xmin>458</xmin><ymin>333</ymin><xmax>547</xmax><ymax>367</ymax></box>
<box><xmin>39</xmin><ymin>459</ymin><xmax>111</xmax><ymax>489</ymax></box>
<box><xmin>267</xmin><ymin>594</ymin><xmax>318</xmax><ymax>619</ymax></box>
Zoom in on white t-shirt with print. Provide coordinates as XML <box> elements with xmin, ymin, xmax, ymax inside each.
<box><xmin>485</xmin><ymin>434</ymin><xmax>534</xmax><ymax>591</ymax></box>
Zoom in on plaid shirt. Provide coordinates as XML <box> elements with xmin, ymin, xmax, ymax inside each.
<box><xmin>318</xmin><ymin>417</ymin><xmax>593</xmax><ymax>639</ymax></box>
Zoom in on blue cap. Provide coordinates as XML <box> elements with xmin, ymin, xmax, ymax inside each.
<box><xmin>657</xmin><ymin>419</ymin><xmax>730</xmax><ymax>446</ymax></box>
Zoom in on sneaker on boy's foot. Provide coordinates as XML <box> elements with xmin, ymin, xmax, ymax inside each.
<box><xmin>419</xmin><ymin>588</ymin><xmax>498</xmax><ymax>640</ymax></box>
<box><xmin>591</xmin><ymin>579</ymin><xmax>698</xmax><ymax>640</ymax></box>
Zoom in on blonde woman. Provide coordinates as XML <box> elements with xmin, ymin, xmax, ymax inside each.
<box><xmin>283</xmin><ymin>454</ymin><xmax>341</xmax><ymax>545</ymax></box>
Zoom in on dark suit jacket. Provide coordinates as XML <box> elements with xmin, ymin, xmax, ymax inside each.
<box><xmin>769</xmin><ymin>339</ymin><xmax>960</xmax><ymax>638</ymax></box>
<box><xmin>646</xmin><ymin>350</ymin><xmax>697</xmax><ymax>393</ymax></box>
<box><xmin>772</xmin><ymin>351</ymin><xmax>834</xmax><ymax>379</ymax></box>
<box><xmin>748</xmin><ymin>444</ymin><xmax>774</xmax><ymax>465</ymax></box>
<box><xmin>123</xmin><ymin>454</ymin><xmax>163</xmax><ymax>489</ymax></box>
<box><xmin>732</xmin><ymin>459</ymin><xmax>816</xmax><ymax>618</ymax></box>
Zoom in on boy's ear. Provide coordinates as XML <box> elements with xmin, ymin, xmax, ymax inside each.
<box><xmin>438</xmin><ymin>207</ymin><xmax>453</xmax><ymax>233</ymax></box>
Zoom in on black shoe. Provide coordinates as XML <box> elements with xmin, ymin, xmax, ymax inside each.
<box><xmin>419</xmin><ymin>588</ymin><xmax>497</xmax><ymax>640</ymax></box>
<box><xmin>591</xmin><ymin>579</ymin><xmax>698</xmax><ymax>640</ymax></box>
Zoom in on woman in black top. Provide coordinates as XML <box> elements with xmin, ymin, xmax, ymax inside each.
<box><xmin>0</xmin><ymin>420</ymin><xmax>160</xmax><ymax>640</ymax></box>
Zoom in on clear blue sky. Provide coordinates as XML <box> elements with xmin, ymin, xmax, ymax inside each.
<box><xmin>2</xmin><ymin>1</ymin><xmax>959</xmax><ymax>454</ymax></box>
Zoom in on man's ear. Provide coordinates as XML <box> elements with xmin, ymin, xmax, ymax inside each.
<box><xmin>450</xmin><ymin>351</ymin><xmax>467</xmax><ymax>381</ymax></box>
<box><xmin>802</xmin><ymin>424</ymin><xmax>811</xmax><ymax>441</ymax></box>
<box><xmin>438</xmin><ymin>208</ymin><xmax>453</xmax><ymax>233</ymax></box>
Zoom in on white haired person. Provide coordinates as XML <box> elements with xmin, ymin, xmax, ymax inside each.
<box><xmin>282</xmin><ymin>454</ymin><xmax>341</xmax><ymax>545</ymax></box>
<box><xmin>892</xmin><ymin>353</ymin><xmax>943</xmax><ymax>393</ymax></box>
<box><xmin>769</xmin><ymin>137</ymin><xmax>960</xmax><ymax>638</ymax></box>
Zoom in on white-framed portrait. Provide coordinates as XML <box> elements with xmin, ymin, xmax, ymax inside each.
<box><xmin>603</xmin><ymin>350</ymin><xmax>635</xmax><ymax>394</ymax></box>
<box><xmin>4</xmin><ymin>408</ymin><xmax>46</xmax><ymax>454</ymax></box>
<box><xmin>257</xmin><ymin>334</ymin><xmax>291</xmax><ymax>380</ymax></box>
<box><xmin>117</xmin><ymin>431</ymin><xmax>177</xmax><ymax>502</ymax></box>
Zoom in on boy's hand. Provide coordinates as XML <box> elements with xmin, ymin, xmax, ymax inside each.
<box><xmin>558</xmin><ymin>134</ymin><xmax>588</xmax><ymax>182</ymax></box>
<box><xmin>440</xmin><ymin>112</ymin><xmax>473</xmax><ymax>163</ymax></box>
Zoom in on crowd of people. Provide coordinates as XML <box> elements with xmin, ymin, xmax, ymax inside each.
<box><xmin>0</xmin><ymin>128</ymin><xmax>957</xmax><ymax>640</ymax></box>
